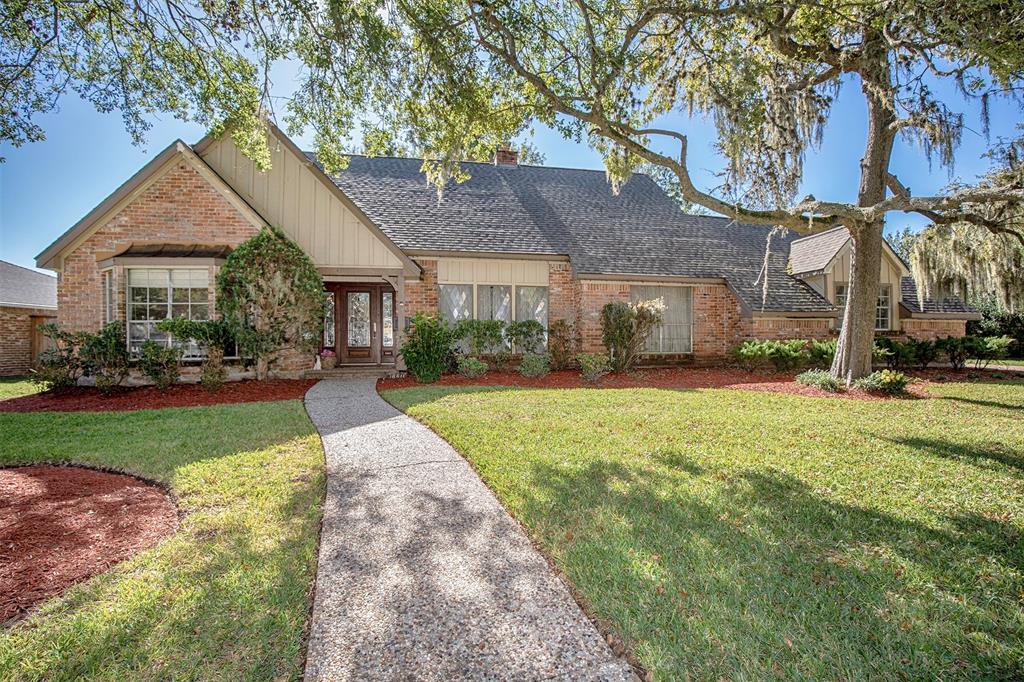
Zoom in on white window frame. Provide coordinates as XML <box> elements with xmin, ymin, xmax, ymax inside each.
<box><xmin>125</xmin><ymin>266</ymin><xmax>213</xmax><ymax>359</ymax></box>
<box><xmin>630</xmin><ymin>284</ymin><xmax>694</xmax><ymax>354</ymax></box>
<box><xmin>101</xmin><ymin>268</ymin><xmax>116</xmax><ymax>325</ymax></box>
<box><xmin>876</xmin><ymin>284</ymin><xmax>891</xmax><ymax>331</ymax></box>
<box><xmin>835</xmin><ymin>282</ymin><xmax>891</xmax><ymax>331</ymax></box>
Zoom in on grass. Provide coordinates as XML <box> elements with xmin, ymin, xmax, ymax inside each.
<box><xmin>0</xmin><ymin>376</ymin><xmax>41</xmax><ymax>400</ymax></box>
<box><xmin>383</xmin><ymin>381</ymin><xmax>1024</xmax><ymax>680</ymax></box>
<box><xmin>0</xmin><ymin>400</ymin><xmax>324</xmax><ymax>681</ymax></box>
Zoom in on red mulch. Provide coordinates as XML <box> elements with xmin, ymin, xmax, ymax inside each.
<box><xmin>0</xmin><ymin>379</ymin><xmax>318</xmax><ymax>413</ymax></box>
<box><xmin>377</xmin><ymin>366</ymin><xmax>1015</xmax><ymax>400</ymax></box>
<box><xmin>0</xmin><ymin>465</ymin><xmax>177</xmax><ymax>622</ymax></box>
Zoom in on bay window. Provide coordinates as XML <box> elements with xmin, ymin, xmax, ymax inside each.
<box><xmin>127</xmin><ymin>268</ymin><xmax>209</xmax><ymax>357</ymax></box>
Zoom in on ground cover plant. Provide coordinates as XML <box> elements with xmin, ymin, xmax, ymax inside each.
<box><xmin>382</xmin><ymin>381</ymin><xmax>1024</xmax><ymax>680</ymax></box>
<box><xmin>0</xmin><ymin>399</ymin><xmax>324</xmax><ymax>680</ymax></box>
<box><xmin>0</xmin><ymin>377</ymin><xmax>41</xmax><ymax>401</ymax></box>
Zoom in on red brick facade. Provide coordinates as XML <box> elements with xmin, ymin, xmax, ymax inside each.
<box><xmin>0</xmin><ymin>306</ymin><xmax>57</xmax><ymax>376</ymax></box>
<box><xmin>899</xmin><ymin>318</ymin><xmax>967</xmax><ymax>340</ymax></box>
<box><xmin>748</xmin><ymin>317</ymin><xmax>834</xmax><ymax>341</ymax></box>
<box><xmin>405</xmin><ymin>259</ymin><xmax>439</xmax><ymax>318</ymax></box>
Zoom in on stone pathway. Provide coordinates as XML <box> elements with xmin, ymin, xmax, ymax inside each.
<box><xmin>303</xmin><ymin>379</ymin><xmax>636</xmax><ymax>681</ymax></box>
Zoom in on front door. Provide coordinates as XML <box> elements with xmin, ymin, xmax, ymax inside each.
<box><xmin>329</xmin><ymin>284</ymin><xmax>397</xmax><ymax>365</ymax></box>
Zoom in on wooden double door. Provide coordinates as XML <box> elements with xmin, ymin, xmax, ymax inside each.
<box><xmin>326</xmin><ymin>283</ymin><xmax>397</xmax><ymax>365</ymax></box>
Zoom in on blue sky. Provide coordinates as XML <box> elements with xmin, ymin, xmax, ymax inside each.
<box><xmin>1</xmin><ymin>75</ymin><xmax>1018</xmax><ymax>274</ymax></box>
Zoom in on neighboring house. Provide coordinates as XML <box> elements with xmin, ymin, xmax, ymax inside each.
<box><xmin>36</xmin><ymin>124</ymin><xmax>977</xmax><ymax>377</ymax></box>
<box><xmin>0</xmin><ymin>260</ymin><xmax>58</xmax><ymax>375</ymax></box>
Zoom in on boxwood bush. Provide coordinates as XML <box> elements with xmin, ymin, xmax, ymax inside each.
<box><xmin>518</xmin><ymin>352</ymin><xmax>550</xmax><ymax>378</ymax></box>
<box><xmin>576</xmin><ymin>352</ymin><xmax>611</xmax><ymax>382</ymax></box>
<box><xmin>398</xmin><ymin>313</ymin><xmax>458</xmax><ymax>383</ymax></box>
<box><xmin>457</xmin><ymin>357</ymin><xmax>488</xmax><ymax>379</ymax></box>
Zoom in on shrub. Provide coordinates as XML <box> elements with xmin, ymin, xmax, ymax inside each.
<box><xmin>457</xmin><ymin>357</ymin><xmax>488</xmax><ymax>379</ymax></box>
<box><xmin>600</xmin><ymin>298</ymin><xmax>665</xmax><ymax>372</ymax></box>
<box><xmin>937</xmin><ymin>336</ymin><xmax>972</xmax><ymax>370</ymax></box>
<box><xmin>795</xmin><ymin>369</ymin><xmax>841</xmax><ymax>392</ymax></box>
<box><xmin>156</xmin><ymin>318</ymin><xmax>234</xmax><ymax>392</ymax></box>
<box><xmin>30</xmin><ymin>324</ymin><xmax>87</xmax><ymax>391</ymax></box>
<box><xmin>547</xmin><ymin>320</ymin><xmax>577</xmax><ymax>370</ymax></box>
<box><xmin>518</xmin><ymin>353</ymin><xmax>550</xmax><ymax>378</ymax></box>
<box><xmin>875</xmin><ymin>336</ymin><xmax>917</xmax><ymax>370</ymax></box>
<box><xmin>767</xmin><ymin>339</ymin><xmax>810</xmax><ymax>372</ymax></box>
<box><xmin>968</xmin><ymin>295</ymin><xmax>1024</xmax><ymax>358</ymax></box>
<box><xmin>576</xmin><ymin>352</ymin><xmax>611</xmax><ymax>382</ymax></box>
<box><xmin>731</xmin><ymin>340</ymin><xmax>771</xmax><ymax>371</ymax></box>
<box><xmin>454</xmin><ymin>319</ymin><xmax>507</xmax><ymax>357</ymax></box>
<box><xmin>138</xmin><ymin>341</ymin><xmax>182</xmax><ymax>389</ymax></box>
<box><xmin>973</xmin><ymin>335</ymin><xmax>1014</xmax><ymax>369</ymax></box>
<box><xmin>80</xmin><ymin>322</ymin><xmax>130</xmax><ymax>394</ymax></box>
<box><xmin>807</xmin><ymin>339</ymin><xmax>836</xmax><ymax>368</ymax></box>
<box><xmin>399</xmin><ymin>314</ymin><xmax>458</xmax><ymax>383</ymax></box>
<box><xmin>506</xmin><ymin>320</ymin><xmax>546</xmax><ymax>354</ymax></box>
<box><xmin>217</xmin><ymin>226</ymin><xmax>325</xmax><ymax>380</ymax></box>
<box><xmin>908</xmin><ymin>339</ymin><xmax>938</xmax><ymax>369</ymax></box>
<box><xmin>854</xmin><ymin>369</ymin><xmax>910</xmax><ymax>395</ymax></box>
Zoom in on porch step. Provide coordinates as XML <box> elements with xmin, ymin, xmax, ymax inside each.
<box><xmin>304</xmin><ymin>365</ymin><xmax>399</xmax><ymax>380</ymax></box>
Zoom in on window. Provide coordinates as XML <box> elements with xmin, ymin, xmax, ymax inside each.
<box><xmin>478</xmin><ymin>285</ymin><xmax>512</xmax><ymax>322</ymax></box>
<box><xmin>835</xmin><ymin>283</ymin><xmax>891</xmax><ymax>331</ymax></box>
<box><xmin>631</xmin><ymin>285</ymin><xmax>693</xmax><ymax>353</ymax></box>
<box><xmin>347</xmin><ymin>292</ymin><xmax>371</xmax><ymax>347</ymax></box>
<box><xmin>382</xmin><ymin>292</ymin><xmax>394</xmax><ymax>348</ymax></box>
<box><xmin>323</xmin><ymin>294</ymin><xmax>336</xmax><ymax>348</ymax></box>
<box><xmin>516</xmin><ymin>286</ymin><xmax>548</xmax><ymax>328</ymax></box>
<box><xmin>876</xmin><ymin>284</ymin><xmax>891</xmax><ymax>331</ymax></box>
<box><xmin>128</xmin><ymin>268</ymin><xmax>209</xmax><ymax>356</ymax></box>
<box><xmin>439</xmin><ymin>284</ymin><xmax>473</xmax><ymax>324</ymax></box>
<box><xmin>101</xmin><ymin>270</ymin><xmax>115</xmax><ymax>325</ymax></box>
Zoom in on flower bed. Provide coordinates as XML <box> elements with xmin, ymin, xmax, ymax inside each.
<box><xmin>378</xmin><ymin>366</ymin><xmax>1018</xmax><ymax>400</ymax></box>
<box><xmin>0</xmin><ymin>379</ymin><xmax>318</xmax><ymax>413</ymax></box>
<box><xmin>0</xmin><ymin>465</ymin><xmax>177</xmax><ymax>622</ymax></box>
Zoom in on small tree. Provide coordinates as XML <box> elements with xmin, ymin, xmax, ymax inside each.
<box><xmin>217</xmin><ymin>226</ymin><xmax>325</xmax><ymax>380</ymax></box>
<box><xmin>600</xmin><ymin>298</ymin><xmax>665</xmax><ymax>372</ymax></box>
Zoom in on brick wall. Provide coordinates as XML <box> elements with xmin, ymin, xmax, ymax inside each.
<box><xmin>0</xmin><ymin>306</ymin><xmax>56</xmax><ymax>376</ymax></box>
<box><xmin>405</xmin><ymin>259</ymin><xmax>439</xmax><ymax>318</ymax></box>
<box><xmin>577</xmin><ymin>281</ymin><xmax>631</xmax><ymax>352</ymax></box>
<box><xmin>548</xmin><ymin>262</ymin><xmax>578</xmax><ymax>327</ymax></box>
<box><xmin>59</xmin><ymin>159</ymin><xmax>260</xmax><ymax>332</ymax></box>
<box><xmin>691</xmin><ymin>284</ymin><xmax>747</xmax><ymax>357</ymax></box>
<box><xmin>749</xmin><ymin>317</ymin><xmax>835</xmax><ymax>341</ymax></box>
<box><xmin>900</xmin><ymin>319</ymin><xmax>967</xmax><ymax>340</ymax></box>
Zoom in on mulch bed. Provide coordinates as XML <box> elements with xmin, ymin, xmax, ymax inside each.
<box><xmin>0</xmin><ymin>465</ymin><xmax>177</xmax><ymax>623</ymax></box>
<box><xmin>0</xmin><ymin>379</ymin><xmax>318</xmax><ymax>413</ymax></box>
<box><xmin>378</xmin><ymin>367</ymin><xmax>1017</xmax><ymax>401</ymax></box>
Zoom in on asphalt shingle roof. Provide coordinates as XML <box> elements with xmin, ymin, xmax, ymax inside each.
<box><xmin>0</xmin><ymin>260</ymin><xmax>57</xmax><ymax>309</ymax></box>
<box><xmin>788</xmin><ymin>227</ymin><xmax>851</xmax><ymax>275</ymax></box>
<box><xmin>317</xmin><ymin>155</ymin><xmax>834</xmax><ymax>313</ymax></box>
<box><xmin>900</xmin><ymin>277</ymin><xmax>977</xmax><ymax>315</ymax></box>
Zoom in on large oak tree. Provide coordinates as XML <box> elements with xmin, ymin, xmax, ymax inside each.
<box><xmin>5</xmin><ymin>0</ymin><xmax>1023</xmax><ymax>381</ymax></box>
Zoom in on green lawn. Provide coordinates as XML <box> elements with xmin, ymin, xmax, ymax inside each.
<box><xmin>0</xmin><ymin>376</ymin><xmax>40</xmax><ymax>400</ymax></box>
<box><xmin>383</xmin><ymin>381</ymin><xmax>1024</xmax><ymax>680</ymax></box>
<box><xmin>0</xmin><ymin>400</ymin><xmax>324</xmax><ymax>681</ymax></box>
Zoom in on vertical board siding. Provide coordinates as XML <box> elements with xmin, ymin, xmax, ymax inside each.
<box><xmin>437</xmin><ymin>258</ymin><xmax>550</xmax><ymax>286</ymax></box>
<box><xmin>201</xmin><ymin>136</ymin><xmax>403</xmax><ymax>269</ymax></box>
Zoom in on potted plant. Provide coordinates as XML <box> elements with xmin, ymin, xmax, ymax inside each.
<box><xmin>319</xmin><ymin>348</ymin><xmax>337</xmax><ymax>370</ymax></box>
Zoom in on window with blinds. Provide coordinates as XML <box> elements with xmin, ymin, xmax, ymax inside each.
<box><xmin>630</xmin><ymin>285</ymin><xmax>693</xmax><ymax>354</ymax></box>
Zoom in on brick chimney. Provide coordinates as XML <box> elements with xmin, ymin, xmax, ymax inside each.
<box><xmin>494</xmin><ymin>144</ymin><xmax>518</xmax><ymax>166</ymax></box>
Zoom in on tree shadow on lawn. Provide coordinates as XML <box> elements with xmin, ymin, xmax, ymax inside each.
<box><xmin>0</xmin><ymin>439</ymin><xmax>324</xmax><ymax>680</ymax></box>
<box><xmin>518</xmin><ymin>454</ymin><xmax>1023</xmax><ymax>680</ymax></box>
<box><xmin>881</xmin><ymin>435</ymin><xmax>1024</xmax><ymax>473</ymax></box>
<box><xmin>933</xmin><ymin>395</ymin><xmax>1024</xmax><ymax>412</ymax></box>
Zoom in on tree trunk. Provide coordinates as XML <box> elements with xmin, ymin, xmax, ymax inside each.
<box><xmin>830</xmin><ymin>32</ymin><xmax>895</xmax><ymax>384</ymax></box>
<box><xmin>831</xmin><ymin>224</ymin><xmax>884</xmax><ymax>382</ymax></box>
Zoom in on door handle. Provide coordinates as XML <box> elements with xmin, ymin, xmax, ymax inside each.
<box><xmin>373</xmin><ymin>321</ymin><xmax>377</xmax><ymax>336</ymax></box>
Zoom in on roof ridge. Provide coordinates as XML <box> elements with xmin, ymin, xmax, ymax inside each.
<box><xmin>788</xmin><ymin>225</ymin><xmax>849</xmax><ymax>244</ymax></box>
<box><xmin>305</xmin><ymin>150</ymin><xmax>635</xmax><ymax>176</ymax></box>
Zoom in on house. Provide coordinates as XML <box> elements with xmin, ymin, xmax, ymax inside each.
<box><xmin>1</xmin><ymin>260</ymin><xmax>58</xmax><ymax>375</ymax></box>
<box><xmin>35</xmin><ymin>124</ymin><xmax>977</xmax><ymax>376</ymax></box>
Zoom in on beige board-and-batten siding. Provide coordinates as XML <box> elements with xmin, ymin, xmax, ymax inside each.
<box><xmin>199</xmin><ymin>133</ymin><xmax>406</xmax><ymax>271</ymax></box>
<box><xmin>821</xmin><ymin>241</ymin><xmax>906</xmax><ymax>332</ymax></box>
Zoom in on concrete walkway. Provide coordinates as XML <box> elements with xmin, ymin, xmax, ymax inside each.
<box><xmin>303</xmin><ymin>379</ymin><xmax>636</xmax><ymax>681</ymax></box>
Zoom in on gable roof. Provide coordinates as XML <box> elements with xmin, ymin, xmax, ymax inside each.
<box><xmin>316</xmin><ymin>155</ymin><xmax>834</xmax><ymax>313</ymax></box>
<box><xmin>900</xmin><ymin>277</ymin><xmax>980</xmax><ymax>318</ymax></box>
<box><xmin>1</xmin><ymin>260</ymin><xmax>57</xmax><ymax>309</ymax></box>
<box><xmin>788</xmin><ymin>226</ymin><xmax>851</xmax><ymax>275</ymax></box>
<box><xmin>36</xmin><ymin>141</ymin><xmax>267</xmax><ymax>270</ymax></box>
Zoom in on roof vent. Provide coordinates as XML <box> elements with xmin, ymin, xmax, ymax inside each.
<box><xmin>494</xmin><ymin>145</ymin><xmax>518</xmax><ymax>166</ymax></box>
